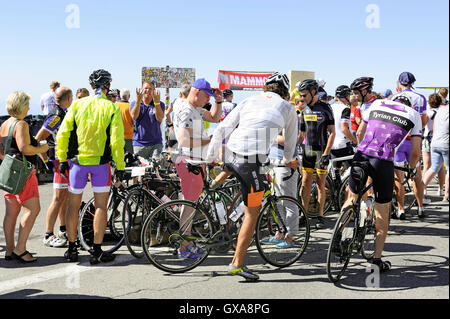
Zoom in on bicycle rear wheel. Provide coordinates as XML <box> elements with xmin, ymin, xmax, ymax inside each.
<box><xmin>326</xmin><ymin>205</ymin><xmax>357</xmax><ymax>283</ymax></box>
<box><xmin>141</xmin><ymin>199</ymin><xmax>213</xmax><ymax>273</ymax></box>
<box><xmin>78</xmin><ymin>191</ymin><xmax>125</xmax><ymax>254</ymax></box>
<box><xmin>255</xmin><ymin>196</ymin><xmax>310</xmax><ymax>268</ymax></box>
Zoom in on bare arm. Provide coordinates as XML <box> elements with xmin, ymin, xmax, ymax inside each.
<box><xmin>152</xmin><ymin>90</ymin><xmax>164</xmax><ymax>123</ymax></box>
<box><xmin>356</xmin><ymin>121</ymin><xmax>367</xmax><ymax>144</ymax></box>
<box><xmin>130</xmin><ymin>88</ymin><xmax>143</xmax><ymax>121</ymax></box>
<box><xmin>202</xmin><ymin>90</ymin><xmax>224</xmax><ymax>123</ymax></box>
<box><xmin>341</xmin><ymin>122</ymin><xmax>357</xmax><ymax>144</ymax></box>
<box><xmin>15</xmin><ymin>121</ymin><xmax>48</xmax><ymax>156</ymax></box>
<box><xmin>323</xmin><ymin>125</ymin><xmax>335</xmax><ymax>155</ymax></box>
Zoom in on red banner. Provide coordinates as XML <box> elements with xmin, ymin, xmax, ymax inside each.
<box><xmin>218</xmin><ymin>70</ymin><xmax>272</xmax><ymax>91</ymax></box>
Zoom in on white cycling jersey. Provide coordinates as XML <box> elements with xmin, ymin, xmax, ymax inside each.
<box><xmin>207</xmin><ymin>91</ymin><xmax>298</xmax><ymax>164</ymax></box>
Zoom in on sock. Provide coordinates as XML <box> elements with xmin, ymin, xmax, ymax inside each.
<box><xmin>68</xmin><ymin>241</ymin><xmax>77</xmax><ymax>252</ymax></box>
<box><xmin>397</xmin><ymin>209</ymin><xmax>405</xmax><ymax>217</ymax></box>
<box><xmin>93</xmin><ymin>243</ymin><xmax>102</xmax><ymax>257</ymax></box>
<box><xmin>45</xmin><ymin>232</ymin><xmax>54</xmax><ymax>239</ymax></box>
<box><xmin>60</xmin><ymin>225</ymin><xmax>67</xmax><ymax>233</ymax></box>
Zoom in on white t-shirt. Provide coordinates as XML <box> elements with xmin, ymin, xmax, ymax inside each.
<box><xmin>331</xmin><ymin>102</ymin><xmax>351</xmax><ymax>150</ymax></box>
<box><xmin>207</xmin><ymin>92</ymin><xmax>298</xmax><ymax>164</ymax></box>
<box><xmin>173</xmin><ymin>99</ymin><xmax>209</xmax><ymax>159</ymax></box>
<box><xmin>40</xmin><ymin>91</ymin><xmax>56</xmax><ymax>115</ymax></box>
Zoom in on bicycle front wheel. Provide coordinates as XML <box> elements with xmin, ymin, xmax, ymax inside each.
<box><xmin>141</xmin><ymin>199</ymin><xmax>213</xmax><ymax>273</ymax></box>
<box><xmin>326</xmin><ymin>205</ymin><xmax>357</xmax><ymax>283</ymax></box>
<box><xmin>255</xmin><ymin>196</ymin><xmax>310</xmax><ymax>268</ymax></box>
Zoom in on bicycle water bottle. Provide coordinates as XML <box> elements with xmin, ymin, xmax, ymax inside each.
<box><xmin>216</xmin><ymin>201</ymin><xmax>227</xmax><ymax>225</ymax></box>
<box><xmin>229</xmin><ymin>201</ymin><xmax>245</xmax><ymax>222</ymax></box>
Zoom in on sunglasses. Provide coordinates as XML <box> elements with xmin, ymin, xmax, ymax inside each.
<box><xmin>300</xmin><ymin>93</ymin><xmax>308</xmax><ymax>98</ymax></box>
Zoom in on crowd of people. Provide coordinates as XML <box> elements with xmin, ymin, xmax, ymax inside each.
<box><xmin>0</xmin><ymin>69</ymin><xmax>448</xmax><ymax>282</ymax></box>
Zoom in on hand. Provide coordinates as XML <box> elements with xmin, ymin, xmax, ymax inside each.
<box><xmin>213</xmin><ymin>88</ymin><xmax>223</xmax><ymax>103</ymax></box>
<box><xmin>320</xmin><ymin>154</ymin><xmax>331</xmax><ymax>168</ymax></box>
<box><xmin>41</xmin><ymin>143</ymin><xmax>49</xmax><ymax>153</ymax></box>
<box><xmin>152</xmin><ymin>89</ymin><xmax>161</xmax><ymax>104</ymax></box>
<box><xmin>285</xmin><ymin>159</ymin><xmax>301</xmax><ymax>170</ymax></box>
<box><xmin>136</xmin><ymin>88</ymin><xmax>143</xmax><ymax>102</ymax></box>
<box><xmin>59</xmin><ymin>161</ymin><xmax>70</xmax><ymax>179</ymax></box>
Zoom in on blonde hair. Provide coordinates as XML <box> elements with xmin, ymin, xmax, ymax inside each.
<box><xmin>6</xmin><ymin>91</ymin><xmax>30</xmax><ymax>117</ymax></box>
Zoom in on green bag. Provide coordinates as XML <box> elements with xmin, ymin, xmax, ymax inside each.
<box><xmin>0</xmin><ymin>119</ymin><xmax>33</xmax><ymax>195</ymax></box>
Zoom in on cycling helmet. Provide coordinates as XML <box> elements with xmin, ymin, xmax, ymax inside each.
<box><xmin>350</xmin><ymin>77</ymin><xmax>374</xmax><ymax>92</ymax></box>
<box><xmin>265</xmin><ymin>72</ymin><xmax>290</xmax><ymax>91</ymax></box>
<box><xmin>393</xmin><ymin>95</ymin><xmax>412</xmax><ymax>107</ymax></box>
<box><xmin>335</xmin><ymin>85</ymin><xmax>351</xmax><ymax>98</ymax></box>
<box><xmin>223</xmin><ymin>89</ymin><xmax>233</xmax><ymax>98</ymax></box>
<box><xmin>298</xmin><ymin>79</ymin><xmax>319</xmax><ymax>93</ymax></box>
<box><xmin>89</xmin><ymin>69</ymin><xmax>112</xmax><ymax>89</ymax></box>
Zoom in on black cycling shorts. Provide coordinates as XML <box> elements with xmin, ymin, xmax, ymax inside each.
<box><xmin>349</xmin><ymin>151</ymin><xmax>394</xmax><ymax>204</ymax></box>
<box><xmin>224</xmin><ymin>153</ymin><xmax>266</xmax><ymax>208</ymax></box>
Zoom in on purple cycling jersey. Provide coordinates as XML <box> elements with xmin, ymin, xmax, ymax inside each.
<box><xmin>357</xmin><ymin>99</ymin><xmax>422</xmax><ymax>161</ymax></box>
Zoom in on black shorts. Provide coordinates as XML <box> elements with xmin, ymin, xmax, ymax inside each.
<box><xmin>349</xmin><ymin>152</ymin><xmax>393</xmax><ymax>204</ymax></box>
<box><xmin>301</xmin><ymin>145</ymin><xmax>327</xmax><ymax>174</ymax></box>
<box><xmin>224</xmin><ymin>154</ymin><xmax>266</xmax><ymax>208</ymax></box>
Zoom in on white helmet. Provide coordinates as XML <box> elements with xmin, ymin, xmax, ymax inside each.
<box><xmin>265</xmin><ymin>72</ymin><xmax>290</xmax><ymax>91</ymax></box>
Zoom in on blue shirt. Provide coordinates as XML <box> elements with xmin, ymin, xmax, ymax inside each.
<box><xmin>130</xmin><ymin>100</ymin><xmax>165</xmax><ymax>146</ymax></box>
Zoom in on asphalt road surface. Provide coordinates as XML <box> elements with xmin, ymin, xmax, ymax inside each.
<box><xmin>0</xmin><ymin>180</ymin><xmax>448</xmax><ymax>304</ymax></box>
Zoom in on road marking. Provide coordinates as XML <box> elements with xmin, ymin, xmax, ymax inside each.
<box><xmin>0</xmin><ymin>254</ymin><xmax>136</xmax><ymax>294</ymax></box>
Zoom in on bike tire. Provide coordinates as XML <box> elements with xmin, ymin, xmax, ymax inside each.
<box><xmin>78</xmin><ymin>192</ymin><xmax>125</xmax><ymax>254</ymax></box>
<box><xmin>326</xmin><ymin>205</ymin><xmax>357</xmax><ymax>283</ymax></box>
<box><xmin>255</xmin><ymin>196</ymin><xmax>310</xmax><ymax>268</ymax></box>
<box><xmin>141</xmin><ymin>199</ymin><xmax>213</xmax><ymax>273</ymax></box>
<box><xmin>361</xmin><ymin>206</ymin><xmax>376</xmax><ymax>260</ymax></box>
<box><xmin>297</xmin><ymin>173</ymin><xmax>333</xmax><ymax>218</ymax></box>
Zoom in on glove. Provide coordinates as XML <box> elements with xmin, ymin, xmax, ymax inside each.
<box><xmin>59</xmin><ymin>161</ymin><xmax>70</xmax><ymax>176</ymax></box>
<box><xmin>320</xmin><ymin>154</ymin><xmax>330</xmax><ymax>168</ymax></box>
<box><xmin>114</xmin><ymin>170</ymin><xmax>125</xmax><ymax>182</ymax></box>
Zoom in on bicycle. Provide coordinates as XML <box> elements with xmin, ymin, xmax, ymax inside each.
<box><xmin>141</xmin><ymin>159</ymin><xmax>310</xmax><ymax>274</ymax></box>
<box><xmin>140</xmin><ymin>158</ymin><xmax>242</xmax><ymax>273</ymax></box>
<box><xmin>297</xmin><ymin>154</ymin><xmax>353</xmax><ymax>218</ymax></box>
<box><xmin>326</xmin><ymin>162</ymin><xmax>414</xmax><ymax>283</ymax></box>
<box><xmin>391</xmin><ymin>161</ymin><xmax>420</xmax><ymax>217</ymax></box>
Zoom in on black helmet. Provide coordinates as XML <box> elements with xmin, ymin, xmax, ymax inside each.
<box><xmin>89</xmin><ymin>69</ymin><xmax>112</xmax><ymax>89</ymax></box>
<box><xmin>350</xmin><ymin>77</ymin><xmax>374</xmax><ymax>92</ymax></box>
<box><xmin>223</xmin><ymin>89</ymin><xmax>233</xmax><ymax>98</ymax></box>
<box><xmin>335</xmin><ymin>85</ymin><xmax>351</xmax><ymax>98</ymax></box>
<box><xmin>393</xmin><ymin>95</ymin><xmax>412</xmax><ymax>107</ymax></box>
<box><xmin>265</xmin><ymin>72</ymin><xmax>290</xmax><ymax>91</ymax></box>
<box><xmin>298</xmin><ymin>79</ymin><xmax>319</xmax><ymax>94</ymax></box>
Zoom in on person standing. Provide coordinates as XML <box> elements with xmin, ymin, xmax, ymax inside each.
<box><xmin>56</xmin><ymin>69</ymin><xmax>125</xmax><ymax>265</ymax></box>
<box><xmin>35</xmin><ymin>87</ymin><xmax>73</xmax><ymax>248</ymax></box>
<box><xmin>207</xmin><ymin>72</ymin><xmax>300</xmax><ymax>280</ymax></box>
<box><xmin>116</xmin><ymin>89</ymin><xmax>134</xmax><ymax>154</ymax></box>
<box><xmin>131</xmin><ymin>81</ymin><xmax>165</xmax><ymax>159</ymax></box>
<box><xmin>0</xmin><ymin>91</ymin><xmax>49</xmax><ymax>262</ymax></box>
<box><xmin>40</xmin><ymin>81</ymin><xmax>60</xmax><ymax>115</ymax></box>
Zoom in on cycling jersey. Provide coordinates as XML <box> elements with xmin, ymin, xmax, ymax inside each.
<box><xmin>300</xmin><ymin>100</ymin><xmax>334</xmax><ymax>151</ymax></box>
<box><xmin>207</xmin><ymin>91</ymin><xmax>298</xmax><ymax>164</ymax></box>
<box><xmin>331</xmin><ymin>102</ymin><xmax>351</xmax><ymax>150</ymax></box>
<box><xmin>357</xmin><ymin>99</ymin><xmax>422</xmax><ymax>162</ymax></box>
<box><xmin>42</xmin><ymin>105</ymin><xmax>67</xmax><ymax>152</ymax></box>
<box><xmin>56</xmin><ymin>93</ymin><xmax>125</xmax><ymax>170</ymax></box>
<box><xmin>220</xmin><ymin>101</ymin><xmax>236</xmax><ymax>121</ymax></box>
<box><xmin>391</xmin><ymin>88</ymin><xmax>427</xmax><ymax>115</ymax></box>
<box><xmin>360</xmin><ymin>96</ymin><xmax>377</xmax><ymax>117</ymax></box>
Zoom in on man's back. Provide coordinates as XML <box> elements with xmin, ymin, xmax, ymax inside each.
<box><xmin>391</xmin><ymin>88</ymin><xmax>427</xmax><ymax>115</ymax></box>
<box><xmin>56</xmin><ymin>94</ymin><xmax>125</xmax><ymax>169</ymax></box>
<box><xmin>357</xmin><ymin>99</ymin><xmax>422</xmax><ymax>161</ymax></box>
<box><xmin>116</xmin><ymin>101</ymin><xmax>133</xmax><ymax>140</ymax></box>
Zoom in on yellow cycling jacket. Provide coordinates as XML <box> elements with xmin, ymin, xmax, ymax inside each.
<box><xmin>56</xmin><ymin>94</ymin><xmax>125</xmax><ymax>170</ymax></box>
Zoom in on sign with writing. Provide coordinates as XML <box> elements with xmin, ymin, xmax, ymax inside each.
<box><xmin>218</xmin><ymin>70</ymin><xmax>272</xmax><ymax>91</ymax></box>
<box><xmin>142</xmin><ymin>67</ymin><xmax>195</xmax><ymax>88</ymax></box>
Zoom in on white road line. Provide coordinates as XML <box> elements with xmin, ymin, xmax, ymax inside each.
<box><xmin>0</xmin><ymin>254</ymin><xmax>136</xmax><ymax>294</ymax></box>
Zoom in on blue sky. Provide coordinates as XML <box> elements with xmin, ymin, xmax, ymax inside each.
<box><xmin>0</xmin><ymin>0</ymin><xmax>448</xmax><ymax>115</ymax></box>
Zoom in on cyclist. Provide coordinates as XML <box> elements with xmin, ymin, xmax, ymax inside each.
<box><xmin>35</xmin><ymin>86</ymin><xmax>73</xmax><ymax>248</ymax></box>
<box><xmin>341</xmin><ymin>97</ymin><xmax>422</xmax><ymax>272</ymax></box>
<box><xmin>350</xmin><ymin>77</ymin><xmax>377</xmax><ymax>117</ymax></box>
<box><xmin>56</xmin><ymin>69</ymin><xmax>125</xmax><ymax>265</ymax></box>
<box><xmin>297</xmin><ymin>79</ymin><xmax>335</xmax><ymax>229</ymax></box>
<box><xmin>391</xmin><ymin>72</ymin><xmax>428</xmax><ymax>218</ymax></box>
<box><xmin>207</xmin><ymin>72</ymin><xmax>300</xmax><ymax>281</ymax></box>
<box><xmin>330</xmin><ymin>85</ymin><xmax>357</xmax><ymax>172</ymax></box>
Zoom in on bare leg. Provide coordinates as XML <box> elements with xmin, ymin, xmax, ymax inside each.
<box><xmin>232</xmin><ymin>205</ymin><xmax>259</xmax><ymax>267</ymax></box>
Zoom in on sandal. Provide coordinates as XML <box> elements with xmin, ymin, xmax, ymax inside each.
<box><xmin>11</xmin><ymin>250</ymin><xmax>37</xmax><ymax>263</ymax></box>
